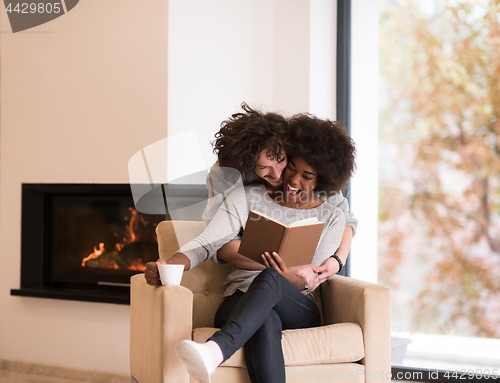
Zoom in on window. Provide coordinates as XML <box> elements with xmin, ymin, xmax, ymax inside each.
<box><xmin>378</xmin><ymin>0</ymin><xmax>500</xmax><ymax>373</ymax></box>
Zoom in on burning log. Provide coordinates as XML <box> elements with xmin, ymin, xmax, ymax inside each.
<box><xmin>81</xmin><ymin>208</ymin><xmax>161</xmax><ymax>271</ymax></box>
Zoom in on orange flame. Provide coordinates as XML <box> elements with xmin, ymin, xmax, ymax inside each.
<box><xmin>81</xmin><ymin>243</ymin><xmax>105</xmax><ymax>266</ymax></box>
<box><xmin>129</xmin><ymin>262</ymin><xmax>147</xmax><ymax>271</ymax></box>
<box><xmin>81</xmin><ymin>208</ymin><xmax>157</xmax><ymax>270</ymax></box>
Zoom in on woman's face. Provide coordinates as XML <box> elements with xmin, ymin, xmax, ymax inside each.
<box><xmin>282</xmin><ymin>156</ymin><xmax>318</xmax><ymax>203</ymax></box>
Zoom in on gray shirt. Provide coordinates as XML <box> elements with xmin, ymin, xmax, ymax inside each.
<box><xmin>178</xmin><ymin>184</ymin><xmax>346</xmax><ymax>298</ymax></box>
<box><xmin>202</xmin><ymin>162</ymin><xmax>358</xmax><ymax>235</ymax></box>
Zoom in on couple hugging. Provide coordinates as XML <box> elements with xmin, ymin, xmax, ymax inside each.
<box><xmin>144</xmin><ymin>102</ymin><xmax>357</xmax><ymax>383</ymax></box>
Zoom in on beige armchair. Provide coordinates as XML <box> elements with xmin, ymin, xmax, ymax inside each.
<box><xmin>130</xmin><ymin>221</ymin><xmax>391</xmax><ymax>383</ymax></box>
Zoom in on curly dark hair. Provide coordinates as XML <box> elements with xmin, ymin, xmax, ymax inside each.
<box><xmin>285</xmin><ymin>114</ymin><xmax>356</xmax><ymax>194</ymax></box>
<box><xmin>212</xmin><ymin>103</ymin><xmax>288</xmax><ymax>175</ymax></box>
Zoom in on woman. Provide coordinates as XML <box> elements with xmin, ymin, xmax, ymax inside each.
<box><xmin>166</xmin><ymin>114</ymin><xmax>356</xmax><ymax>383</ymax></box>
<box><xmin>206</xmin><ymin>103</ymin><xmax>357</xmax><ymax>273</ymax></box>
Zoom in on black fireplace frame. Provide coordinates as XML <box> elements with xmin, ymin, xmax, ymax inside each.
<box><xmin>11</xmin><ymin>183</ymin><xmax>207</xmax><ymax>305</ymax></box>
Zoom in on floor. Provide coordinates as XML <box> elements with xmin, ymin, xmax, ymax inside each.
<box><xmin>0</xmin><ymin>369</ymin><xmax>119</xmax><ymax>383</ymax></box>
<box><xmin>0</xmin><ymin>364</ymin><xmax>130</xmax><ymax>383</ymax></box>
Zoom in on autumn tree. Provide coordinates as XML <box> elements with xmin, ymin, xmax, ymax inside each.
<box><xmin>379</xmin><ymin>0</ymin><xmax>500</xmax><ymax>338</ymax></box>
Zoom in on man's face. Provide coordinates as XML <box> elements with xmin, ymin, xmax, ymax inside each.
<box><xmin>253</xmin><ymin>149</ymin><xmax>287</xmax><ymax>189</ymax></box>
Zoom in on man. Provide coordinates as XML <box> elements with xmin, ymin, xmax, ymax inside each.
<box><xmin>201</xmin><ymin>102</ymin><xmax>289</xmax><ymax>224</ymax></box>
<box><xmin>145</xmin><ymin>103</ymin><xmax>357</xmax><ymax>287</ymax></box>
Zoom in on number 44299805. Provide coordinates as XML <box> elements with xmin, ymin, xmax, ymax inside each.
<box><xmin>6</xmin><ymin>3</ymin><xmax>61</xmax><ymax>14</ymax></box>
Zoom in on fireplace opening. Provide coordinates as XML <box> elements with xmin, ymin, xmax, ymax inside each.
<box><xmin>50</xmin><ymin>195</ymin><xmax>163</xmax><ymax>285</ymax></box>
<box><xmin>11</xmin><ymin>183</ymin><xmax>207</xmax><ymax>304</ymax></box>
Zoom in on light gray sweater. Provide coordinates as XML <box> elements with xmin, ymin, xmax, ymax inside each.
<box><xmin>178</xmin><ymin>184</ymin><xmax>346</xmax><ymax>297</ymax></box>
<box><xmin>202</xmin><ymin>162</ymin><xmax>358</xmax><ymax>235</ymax></box>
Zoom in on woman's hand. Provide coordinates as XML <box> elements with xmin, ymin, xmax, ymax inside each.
<box><xmin>315</xmin><ymin>257</ymin><xmax>341</xmax><ymax>286</ymax></box>
<box><xmin>262</xmin><ymin>252</ymin><xmax>308</xmax><ymax>291</ymax></box>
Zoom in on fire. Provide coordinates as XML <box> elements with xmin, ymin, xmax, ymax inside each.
<box><xmin>114</xmin><ymin>208</ymin><xmax>157</xmax><ymax>250</ymax></box>
<box><xmin>129</xmin><ymin>262</ymin><xmax>147</xmax><ymax>271</ymax></box>
<box><xmin>82</xmin><ymin>243</ymin><xmax>105</xmax><ymax>266</ymax></box>
<box><xmin>81</xmin><ymin>208</ymin><xmax>158</xmax><ymax>270</ymax></box>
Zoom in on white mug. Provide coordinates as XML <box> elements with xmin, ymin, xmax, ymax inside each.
<box><xmin>157</xmin><ymin>264</ymin><xmax>184</xmax><ymax>286</ymax></box>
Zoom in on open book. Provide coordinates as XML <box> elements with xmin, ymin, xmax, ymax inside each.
<box><xmin>238</xmin><ymin>210</ymin><xmax>325</xmax><ymax>267</ymax></box>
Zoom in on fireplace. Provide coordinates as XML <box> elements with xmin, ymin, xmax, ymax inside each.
<box><xmin>11</xmin><ymin>183</ymin><xmax>207</xmax><ymax>304</ymax></box>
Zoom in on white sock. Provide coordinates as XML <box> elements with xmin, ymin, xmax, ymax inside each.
<box><xmin>175</xmin><ymin>340</ymin><xmax>215</xmax><ymax>383</ymax></box>
<box><xmin>205</xmin><ymin>340</ymin><xmax>223</xmax><ymax>374</ymax></box>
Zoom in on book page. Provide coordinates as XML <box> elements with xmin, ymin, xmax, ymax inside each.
<box><xmin>249</xmin><ymin>210</ymin><xmax>322</xmax><ymax>228</ymax></box>
<box><xmin>289</xmin><ymin>217</ymin><xmax>322</xmax><ymax>227</ymax></box>
<box><xmin>248</xmin><ymin>210</ymin><xmax>285</xmax><ymax>226</ymax></box>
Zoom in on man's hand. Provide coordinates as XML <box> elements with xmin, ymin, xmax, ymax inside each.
<box><xmin>144</xmin><ymin>259</ymin><xmax>166</xmax><ymax>286</ymax></box>
<box><xmin>144</xmin><ymin>253</ymin><xmax>191</xmax><ymax>286</ymax></box>
<box><xmin>290</xmin><ymin>264</ymin><xmax>319</xmax><ymax>291</ymax></box>
<box><xmin>314</xmin><ymin>257</ymin><xmax>341</xmax><ymax>287</ymax></box>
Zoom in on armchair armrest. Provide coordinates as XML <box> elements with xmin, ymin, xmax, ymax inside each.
<box><xmin>321</xmin><ymin>275</ymin><xmax>391</xmax><ymax>383</ymax></box>
<box><xmin>130</xmin><ymin>274</ymin><xmax>193</xmax><ymax>383</ymax></box>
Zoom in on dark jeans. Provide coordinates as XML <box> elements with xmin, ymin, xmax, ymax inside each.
<box><xmin>209</xmin><ymin>268</ymin><xmax>321</xmax><ymax>383</ymax></box>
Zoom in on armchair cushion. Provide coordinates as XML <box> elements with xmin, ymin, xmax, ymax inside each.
<box><xmin>282</xmin><ymin>323</ymin><xmax>364</xmax><ymax>366</ymax></box>
<box><xmin>192</xmin><ymin>322</ymin><xmax>364</xmax><ymax>368</ymax></box>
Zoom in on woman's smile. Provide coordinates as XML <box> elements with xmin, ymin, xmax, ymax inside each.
<box><xmin>286</xmin><ymin>184</ymin><xmax>300</xmax><ymax>198</ymax></box>
<box><xmin>282</xmin><ymin>157</ymin><xmax>318</xmax><ymax>204</ymax></box>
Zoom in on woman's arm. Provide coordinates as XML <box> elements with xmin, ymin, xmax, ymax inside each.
<box><xmin>217</xmin><ymin>240</ymin><xmax>265</xmax><ymax>271</ymax></box>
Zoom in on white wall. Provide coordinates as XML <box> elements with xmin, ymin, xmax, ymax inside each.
<box><xmin>0</xmin><ymin>0</ymin><xmax>169</xmax><ymax>374</ymax></box>
<box><xmin>309</xmin><ymin>0</ymin><xmax>337</xmax><ymax>120</ymax></box>
<box><xmin>0</xmin><ymin>0</ymin><xmax>337</xmax><ymax>374</ymax></box>
<box><xmin>167</xmin><ymin>0</ymin><xmax>320</xmax><ymax>170</ymax></box>
<box><xmin>167</xmin><ymin>0</ymin><xmax>275</xmax><ymax>168</ymax></box>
